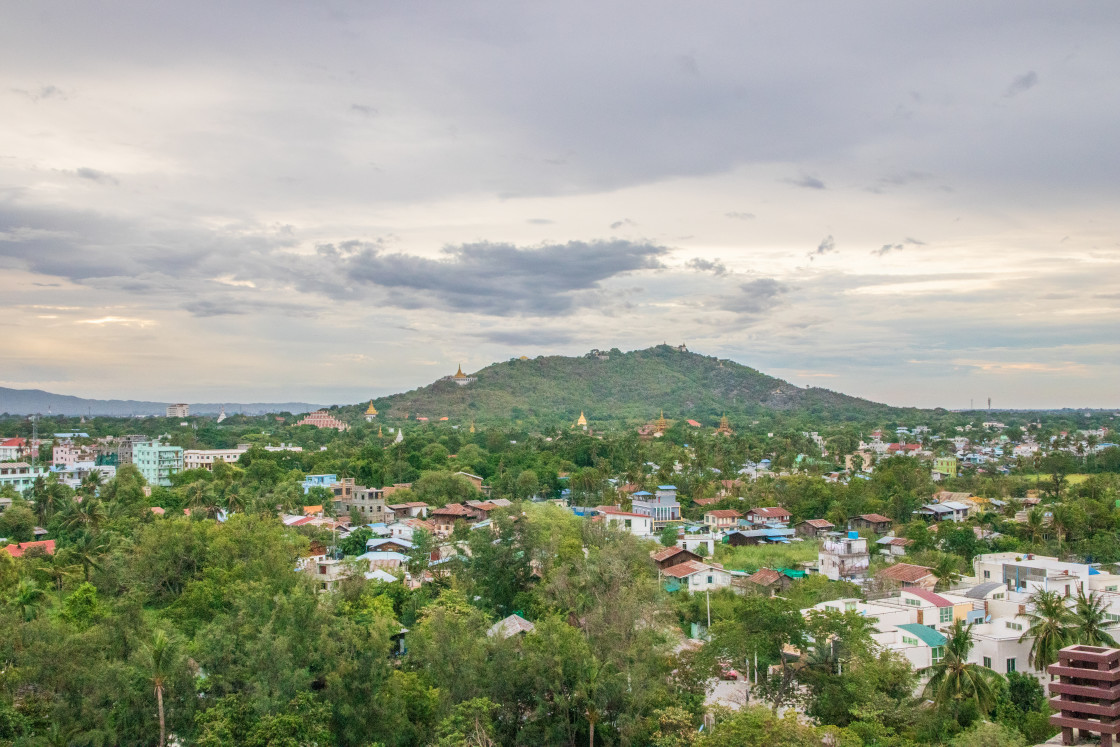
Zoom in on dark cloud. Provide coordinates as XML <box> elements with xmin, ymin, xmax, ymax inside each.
<box><xmin>725</xmin><ymin>211</ymin><xmax>755</xmax><ymax>220</ymax></box>
<box><xmin>786</xmin><ymin>174</ymin><xmax>826</xmax><ymax>190</ymax></box>
<box><xmin>872</xmin><ymin>237</ymin><xmax>925</xmax><ymax>256</ymax></box>
<box><xmin>527</xmin><ymin>218</ymin><xmax>554</xmax><ymax>225</ymax></box>
<box><xmin>718</xmin><ymin>278</ymin><xmax>789</xmax><ymax>315</ymax></box>
<box><xmin>1005</xmin><ymin>71</ymin><xmax>1039</xmax><ymax>98</ymax></box>
<box><xmin>73</xmin><ymin>168</ymin><xmax>118</xmax><ymax>185</ymax></box>
<box><xmin>808</xmin><ymin>235</ymin><xmax>836</xmax><ymax>261</ymax></box>
<box><xmin>609</xmin><ymin>218</ymin><xmax>636</xmax><ymax>230</ymax></box>
<box><xmin>305</xmin><ymin>239</ymin><xmax>668</xmax><ymax>316</ymax></box>
<box><xmin>686</xmin><ymin>258</ymin><xmax>727</xmax><ymax>276</ymax></box>
<box><xmin>13</xmin><ymin>85</ymin><xmax>65</xmax><ymax>101</ymax></box>
<box><xmin>349</xmin><ymin>104</ymin><xmax>378</xmax><ymax>116</ymax></box>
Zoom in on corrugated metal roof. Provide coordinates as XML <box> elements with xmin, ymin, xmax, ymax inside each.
<box><xmin>897</xmin><ymin>623</ymin><xmax>947</xmax><ymax>648</ymax></box>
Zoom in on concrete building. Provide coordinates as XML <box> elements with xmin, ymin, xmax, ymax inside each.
<box><xmin>166</xmin><ymin>403</ymin><xmax>190</xmax><ymax>418</ymax></box>
<box><xmin>0</xmin><ymin>462</ymin><xmax>47</xmax><ymax>494</ymax></box>
<box><xmin>661</xmin><ymin>560</ymin><xmax>732</xmax><ymax>593</ymax></box>
<box><xmin>631</xmin><ymin>486</ymin><xmax>681</xmax><ymax>529</ymax></box>
<box><xmin>819</xmin><ymin>532</ymin><xmax>870</xmax><ymax>581</ymax></box>
<box><xmin>703</xmin><ymin>509</ymin><xmax>742</xmax><ymax>531</ymax></box>
<box><xmin>599</xmin><ymin>508</ymin><xmax>654</xmax><ymax>537</ymax></box>
<box><xmin>338</xmin><ymin>486</ymin><xmax>395</xmax><ymax>524</ymax></box>
<box><xmin>116</xmin><ymin>435</ymin><xmax>150</xmax><ymax>465</ymax></box>
<box><xmin>132</xmin><ymin>442</ymin><xmax>184</xmax><ymax>487</ymax></box>
<box><xmin>183</xmin><ymin>447</ymin><xmax>248</xmax><ymax>471</ymax></box>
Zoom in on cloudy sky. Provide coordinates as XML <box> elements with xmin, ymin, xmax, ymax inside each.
<box><xmin>2</xmin><ymin>2</ymin><xmax>1119</xmax><ymax>408</ymax></box>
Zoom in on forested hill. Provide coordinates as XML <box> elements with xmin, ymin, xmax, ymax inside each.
<box><xmin>349</xmin><ymin>345</ymin><xmax>925</xmax><ymax>426</ymax></box>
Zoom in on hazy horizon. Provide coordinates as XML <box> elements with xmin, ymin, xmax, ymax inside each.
<box><xmin>3</xmin><ymin>3</ymin><xmax>1119</xmax><ymax>409</ymax></box>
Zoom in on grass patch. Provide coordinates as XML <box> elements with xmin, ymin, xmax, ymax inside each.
<box><xmin>713</xmin><ymin>540</ymin><xmax>819</xmax><ymax>573</ymax></box>
<box><xmin>1024</xmin><ymin>473</ymin><xmax>1092</xmax><ymax>486</ymax></box>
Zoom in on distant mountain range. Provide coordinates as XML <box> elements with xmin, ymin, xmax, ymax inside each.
<box><xmin>0</xmin><ymin>388</ymin><xmax>323</xmax><ymax>417</ymax></box>
<box><xmin>340</xmin><ymin>345</ymin><xmax>930</xmax><ymax>426</ymax></box>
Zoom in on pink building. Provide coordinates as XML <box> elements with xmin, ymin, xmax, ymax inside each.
<box><xmin>295</xmin><ymin>410</ymin><xmax>349</xmax><ymax>431</ymax></box>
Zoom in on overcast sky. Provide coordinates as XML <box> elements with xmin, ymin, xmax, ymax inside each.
<box><xmin>2</xmin><ymin>2</ymin><xmax>1119</xmax><ymax>408</ymax></box>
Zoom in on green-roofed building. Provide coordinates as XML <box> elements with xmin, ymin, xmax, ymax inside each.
<box><xmin>896</xmin><ymin>623</ymin><xmax>946</xmax><ymax>668</ymax></box>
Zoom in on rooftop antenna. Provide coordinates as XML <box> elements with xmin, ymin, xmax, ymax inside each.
<box><xmin>988</xmin><ymin>397</ymin><xmax>991</xmax><ymax>412</ymax></box>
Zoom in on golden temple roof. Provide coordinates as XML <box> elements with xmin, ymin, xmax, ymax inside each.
<box><xmin>453</xmin><ymin>364</ymin><xmax>467</xmax><ymax>379</ymax></box>
<box><xmin>576</xmin><ymin>411</ymin><xmax>588</xmax><ymax>426</ymax></box>
<box><xmin>654</xmin><ymin>410</ymin><xmax>669</xmax><ymax>432</ymax></box>
<box><xmin>365</xmin><ymin>401</ymin><xmax>378</xmax><ymax>415</ymax></box>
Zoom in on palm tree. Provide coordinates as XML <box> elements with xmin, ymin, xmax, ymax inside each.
<box><xmin>923</xmin><ymin>620</ymin><xmax>1000</xmax><ymax>715</ymax></box>
<box><xmin>144</xmin><ymin>629</ymin><xmax>179</xmax><ymax>747</ymax></box>
<box><xmin>1071</xmin><ymin>587</ymin><xmax>1118</xmax><ymax>647</ymax></box>
<box><xmin>1024</xmin><ymin>507</ymin><xmax>1045</xmax><ymax>545</ymax></box>
<box><xmin>9</xmin><ymin>578</ymin><xmax>47</xmax><ymax>621</ymax></box>
<box><xmin>932</xmin><ymin>556</ymin><xmax>962</xmax><ymax>592</ymax></box>
<box><xmin>1020</xmin><ymin>589</ymin><xmax>1074</xmax><ymax>674</ymax></box>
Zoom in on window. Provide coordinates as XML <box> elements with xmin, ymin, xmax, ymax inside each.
<box><xmin>1006</xmin><ymin>621</ymin><xmax>1023</xmax><ymax>631</ymax></box>
<box><xmin>983</xmin><ymin>570</ymin><xmax>991</xmax><ymax>579</ymax></box>
<box><xmin>932</xmin><ymin>646</ymin><xmax>945</xmax><ymax>664</ymax></box>
<box><xmin>983</xmin><ymin>657</ymin><xmax>992</xmax><ymax>669</ymax></box>
<box><xmin>1006</xmin><ymin>658</ymin><xmax>1016</xmax><ymax>673</ymax></box>
<box><xmin>902</xmin><ymin>635</ymin><xmax>920</xmax><ymax>646</ymax></box>
<box><xmin>940</xmin><ymin>607</ymin><xmax>953</xmax><ymax>623</ymax></box>
<box><xmin>707</xmin><ymin>576</ymin><xmax>714</xmax><ymax>584</ymax></box>
<box><xmin>905</xmin><ymin>598</ymin><xmax>921</xmax><ymax>607</ymax></box>
<box><xmin>845</xmin><ymin>601</ymin><xmax>857</xmax><ymax>612</ymax></box>
<box><xmin>1108</xmin><ymin>585</ymin><xmax>1118</xmax><ymax>592</ymax></box>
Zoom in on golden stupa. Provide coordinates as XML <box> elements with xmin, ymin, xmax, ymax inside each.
<box><xmin>654</xmin><ymin>410</ymin><xmax>669</xmax><ymax>433</ymax></box>
<box><xmin>716</xmin><ymin>414</ymin><xmax>734</xmax><ymax>436</ymax></box>
<box><xmin>453</xmin><ymin>364</ymin><xmax>468</xmax><ymax>379</ymax></box>
<box><xmin>576</xmin><ymin>411</ymin><xmax>588</xmax><ymax>428</ymax></box>
<box><xmin>469</xmin><ymin>422</ymin><xmax>476</xmax><ymax>434</ymax></box>
<box><xmin>365</xmin><ymin>401</ymin><xmax>378</xmax><ymax>416</ymax></box>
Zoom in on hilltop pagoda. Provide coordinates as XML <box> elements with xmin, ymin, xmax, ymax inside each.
<box><xmin>715</xmin><ymin>414</ymin><xmax>734</xmax><ymax>436</ymax></box>
<box><xmin>445</xmin><ymin>364</ymin><xmax>476</xmax><ymax>386</ymax></box>
<box><xmin>364</xmin><ymin>401</ymin><xmax>378</xmax><ymax>422</ymax></box>
<box><xmin>654</xmin><ymin>410</ymin><xmax>670</xmax><ymax>434</ymax></box>
<box><xmin>575</xmin><ymin>411</ymin><xmax>588</xmax><ymax>431</ymax></box>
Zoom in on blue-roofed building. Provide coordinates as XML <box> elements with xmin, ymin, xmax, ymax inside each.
<box><xmin>301</xmin><ymin>474</ymin><xmax>338</xmax><ymax>493</ymax></box>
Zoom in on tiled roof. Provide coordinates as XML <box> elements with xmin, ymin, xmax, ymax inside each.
<box><xmin>878</xmin><ymin>563</ymin><xmax>934</xmax><ymax>583</ymax></box>
<box><xmin>694</xmin><ymin>498</ymin><xmax>721</xmax><ymax>506</ymax></box>
<box><xmin>904</xmin><ymin>588</ymin><xmax>952</xmax><ymax>607</ymax></box>
<box><xmin>746</xmin><ymin>568</ymin><xmax>783</xmax><ymax>586</ymax></box>
<box><xmin>748</xmin><ymin>506</ymin><xmax>790</xmax><ymax>518</ymax></box>
<box><xmin>432</xmin><ymin>503</ymin><xmax>474</xmax><ymax>517</ymax></box>
<box><xmin>878</xmin><ymin>537</ymin><xmax>913</xmax><ymax>546</ymax></box>
<box><xmin>705</xmin><ymin>509</ymin><xmax>742</xmax><ymax>519</ymax></box>
<box><xmin>651</xmin><ymin>546</ymin><xmax>689</xmax><ymax>562</ymax></box>
<box><xmin>661</xmin><ymin>560</ymin><xmax>712</xmax><ymax>579</ymax></box>
<box><xmin>3</xmin><ymin>539</ymin><xmax>56</xmax><ymax>558</ymax></box>
<box><xmin>859</xmin><ymin>513</ymin><xmax>893</xmax><ymax>523</ymax></box>
<box><xmin>801</xmin><ymin>519</ymin><xmax>835</xmax><ymax>528</ymax></box>
<box><xmin>962</xmin><ymin>582</ymin><xmax>1004</xmax><ymax>599</ymax></box>
<box><xmin>388</xmin><ymin>501</ymin><xmax>428</xmax><ymax>509</ymax></box>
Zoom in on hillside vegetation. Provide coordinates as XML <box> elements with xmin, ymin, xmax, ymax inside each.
<box><xmin>346</xmin><ymin>345</ymin><xmax>925</xmax><ymax>427</ymax></box>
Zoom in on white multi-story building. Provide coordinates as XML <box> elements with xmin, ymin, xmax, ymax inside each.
<box><xmin>818</xmin><ymin>532</ymin><xmax>870</xmax><ymax>581</ymax></box>
<box><xmin>166</xmin><ymin>403</ymin><xmax>190</xmax><ymax>418</ymax></box>
<box><xmin>183</xmin><ymin>447</ymin><xmax>248</xmax><ymax>472</ymax></box>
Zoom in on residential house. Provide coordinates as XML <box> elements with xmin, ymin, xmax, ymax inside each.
<box><xmin>915</xmin><ymin>501</ymin><xmax>971</xmax><ymax>522</ymax></box>
<box><xmin>183</xmin><ymin>447</ymin><xmax>248</xmax><ymax>471</ymax></box>
<box><xmin>693</xmin><ymin>497</ymin><xmax>721</xmax><ymax>508</ymax></box>
<box><xmin>703</xmin><ymin>509</ymin><xmax>742</xmax><ymax>531</ymax></box>
<box><xmin>2</xmin><ymin>539</ymin><xmax>56</xmax><ymax>558</ymax></box>
<box><xmin>0</xmin><ymin>437</ymin><xmax>29</xmax><ymax>461</ymax></box>
<box><xmin>132</xmin><ymin>442</ymin><xmax>184</xmax><ymax>487</ymax></box>
<box><xmin>488</xmin><ymin>614</ymin><xmax>536</xmax><ymax>639</ymax></box>
<box><xmin>848</xmin><ymin>514</ymin><xmax>893</xmax><ymax>534</ymax></box>
<box><xmin>650</xmin><ymin>545</ymin><xmax>702</xmax><ymax>571</ymax></box>
<box><xmin>453</xmin><ymin>471</ymin><xmax>491</xmax><ymax>496</ymax></box>
<box><xmin>599</xmin><ymin>509</ymin><xmax>654</xmax><ymax>537</ymax></box>
<box><xmin>891</xmin><ymin>623</ymin><xmax>948</xmax><ymax>671</ymax></box>
<box><xmin>819</xmin><ymin>532</ymin><xmax>870</xmax><ymax>581</ymax></box>
<box><xmin>660</xmin><ymin>560</ymin><xmax>732</xmax><ymax>593</ymax></box>
<box><xmin>725</xmin><ymin>526</ymin><xmax>795</xmax><ymax>546</ymax></box>
<box><xmin>387</xmin><ymin>501</ymin><xmax>429</xmax><ymax>520</ymax></box>
<box><xmin>876</xmin><ymin>536</ymin><xmax>914</xmax><ymax>557</ymax></box>
<box><xmin>795</xmin><ymin>519</ymin><xmax>835</xmax><ymax>538</ymax></box>
<box><xmin>678</xmin><ymin>534</ymin><xmax>717</xmax><ymax>556</ymax></box>
<box><xmin>744</xmin><ymin>506</ymin><xmax>791</xmax><ymax>526</ymax></box>
<box><xmin>430</xmin><ymin>503</ymin><xmax>478</xmax><ymax>536</ymax></box>
<box><xmin>743</xmin><ymin>568</ymin><xmax>796</xmax><ymax>597</ymax></box>
<box><xmin>877</xmin><ymin>562</ymin><xmax>937</xmax><ymax>590</ymax></box>
<box><xmin>631</xmin><ymin>486</ymin><xmax>681</xmax><ymax>528</ymax></box>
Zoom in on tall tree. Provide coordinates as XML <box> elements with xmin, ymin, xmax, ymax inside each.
<box><xmin>144</xmin><ymin>628</ymin><xmax>180</xmax><ymax>747</ymax></box>
<box><xmin>1020</xmin><ymin>589</ymin><xmax>1073</xmax><ymax>674</ymax></box>
<box><xmin>923</xmin><ymin>620</ymin><xmax>1001</xmax><ymax>716</ymax></box>
<box><xmin>1071</xmin><ymin>587</ymin><xmax>1118</xmax><ymax>647</ymax></box>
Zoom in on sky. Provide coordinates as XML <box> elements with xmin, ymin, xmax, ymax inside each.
<box><xmin>2</xmin><ymin>2</ymin><xmax>1119</xmax><ymax>409</ymax></box>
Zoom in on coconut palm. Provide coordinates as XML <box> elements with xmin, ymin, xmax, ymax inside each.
<box><xmin>1020</xmin><ymin>589</ymin><xmax>1074</xmax><ymax>673</ymax></box>
<box><xmin>9</xmin><ymin>578</ymin><xmax>47</xmax><ymax>621</ymax></box>
<box><xmin>932</xmin><ymin>556</ymin><xmax>962</xmax><ymax>592</ymax></box>
<box><xmin>144</xmin><ymin>629</ymin><xmax>180</xmax><ymax>747</ymax></box>
<box><xmin>1024</xmin><ymin>507</ymin><xmax>1045</xmax><ymax>545</ymax></box>
<box><xmin>1071</xmin><ymin>587</ymin><xmax>1118</xmax><ymax>648</ymax></box>
<box><xmin>923</xmin><ymin>619</ymin><xmax>1000</xmax><ymax>715</ymax></box>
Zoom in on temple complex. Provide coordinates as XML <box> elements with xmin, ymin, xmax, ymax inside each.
<box><xmin>715</xmin><ymin>414</ymin><xmax>734</xmax><ymax>436</ymax></box>
<box><xmin>444</xmin><ymin>364</ymin><xmax>477</xmax><ymax>386</ymax></box>
<box><xmin>575</xmin><ymin>411</ymin><xmax>588</xmax><ymax>430</ymax></box>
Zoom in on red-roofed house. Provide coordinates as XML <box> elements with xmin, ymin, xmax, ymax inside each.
<box><xmin>430</xmin><ymin>503</ymin><xmax>477</xmax><ymax>536</ymax></box>
<box><xmin>900</xmin><ymin>588</ymin><xmax>971</xmax><ymax>626</ymax></box>
<box><xmin>744</xmin><ymin>507</ymin><xmax>791</xmax><ymax>526</ymax></box>
<box><xmin>650</xmin><ymin>545</ymin><xmax>702</xmax><ymax>571</ymax></box>
<box><xmin>693</xmin><ymin>497</ymin><xmax>721</xmax><ymax>507</ymax></box>
<box><xmin>686</xmin><ymin>419</ymin><xmax>702</xmax><ymax>428</ymax></box>
<box><xmin>3</xmin><ymin>539</ymin><xmax>56</xmax><ymax>558</ymax></box>
<box><xmin>743</xmin><ymin>568</ymin><xmax>794</xmax><ymax>597</ymax></box>
<box><xmin>877</xmin><ymin>562</ymin><xmax>936</xmax><ymax>590</ymax></box>
<box><xmin>704</xmin><ymin>509</ymin><xmax>742</xmax><ymax>531</ymax></box>
<box><xmin>795</xmin><ymin>519</ymin><xmax>835</xmax><ymax>538</ymax></box>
